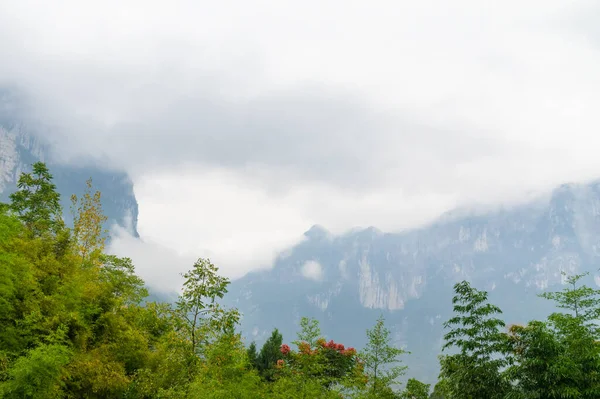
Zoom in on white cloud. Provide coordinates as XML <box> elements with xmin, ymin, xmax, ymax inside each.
<box><xmin>107</xmin><ymin>224</ymin><xmax>195</xmax><ymax>294</ymax></box>
<box><xmin>301</xmin><ymin>261</ymin><xmax>324</xmax><ymax>282</ymax></box>
<box><xmin>2</xmin><ymin>0</ymin><xmax>600</xmax><ymax>287</ymax></box>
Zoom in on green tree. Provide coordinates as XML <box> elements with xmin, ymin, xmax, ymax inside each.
<box><xmin>400</xmin><ymin>378</ymin><xmax>430</xmax><ymax>399</ymax></box>
<box><xmin>438</xmin><ymin>280</ymin><xmax>511</xmax><ymax>399</ymax></box>
<box><xmin>0</xmin><ymin>342</ymin><xmax>72</xmax><ymax>399</ymax></box>
<box><xmin>539</xmin><ymin>272</ymin><xmax>600</xmax><ymax>329</ymax></box>
<box><xmin>505</xmin><ymin>272</ymin><xmax>600</xmax><ymax>399</ymax></box>
<box><xmin>9</xmin><ymin>162</ymin><xmax>63</xmax><ymax>236</ymax></box>
<box><xmin>70</xmin><ymin>178</ymin><xmax>108</xmax><ymax>266</ymax></box>
<box><xmin>360</xmin><ymin>315</ymin><xmax>407</xmax><ymax>397</ymax></box>
<box><xmin>188</xmin><ymin>332</ymin><xmax>265</xmax><ymax>399</ymax></box>
<box><xmin>173</xmin><ymin>257</ymin><xmax>240</xmax><ymax>374</ymax></box>
<box><xmin>247</xmin><ymin>341</ymin><xmax>259</xmax><ymax>370</ymax></box>
<box><xmin>429</xmin><ymin>379</ymin><xmax>450</xmax><ymax>399</ymax></box>
<box><xmin>295</xmin><ymin>317</ymin><xmax>321</xmax><ymax>349</ymax></box>
<box><xmin>98</xmin><ymin>254</ymin><xmax>148</xmax><ymax>306</ymax></box>
<box><xmin>278</xmin><ymin>317</ymin><xmax>367</xmax><ymax>395</ymax></box>
<box><xmin>257</xmin><ymin>328</ymin><xmax>284</xmax><ymax>381</ymax></box>
<box><xmin>505</xmin><ymin>321</ymin><xmax>568</xmax><ymax>399</ymax></box>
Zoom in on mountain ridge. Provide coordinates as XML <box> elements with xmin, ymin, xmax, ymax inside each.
<box><xmin>223</xmin><ymin>177</ymin><xmax>600</xmax><ymax>384</ymax></box>
<box><xmin>0</xmin><ymin>120</ymin><xmax>140</xmax><ymax>237</ymax></box>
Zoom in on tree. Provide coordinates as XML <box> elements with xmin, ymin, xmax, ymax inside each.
<box><xmin>70</xmin><ymin>178</ymin><xmax>108</xmax><ymax>266</ymax></box>
<box><xmin>505</xmin><ymin>321</ymin><xmax>568</xmax><ymax>398</ymax></box>
<box><xmin>174</xmin><ymin>258</ymin><xmax>239</xmax><ymax>356</ymax></box>
<box><xmin>507</xmin><ymin>272</ymin><xmax>600</xmax><ymax>398</ymax></box>
<box><xmin>360</xmin><ymin>315</ymin><xmax>407</xmax><ymax>397</ymax></box>
<box><xmin>257</xmin><ymin>329</ymin><xmax>284</xmax><ymax>381</ymax></box>
<box><xmin>295</xmin><ymin>317</ymin><xmax>321</xmax><ymax>349</ymax></box>
<box><xmin>187</xmin><ymin>331</ymin><xmax>265</xmax><ymax>399</ymax></box>
<box><xmin>429</xmin><ymin>379</ymin><xmax>450</xmax><ymax>399</ymax></box>
<box><xmin>539</xmin><ymin>272</ymin><xmax>600</xmax><ymax>329</ymax></box>
<box><xmin>98</xmin><ymin>254</ymin><xmax>148</xmax><ymax>306</ymax></box>
<box><xmin>9</xmin><ymin>162</ymin><xmax>63</xmax><ymax>236</ymax></box>
<box><xmin>400</xmin><ymin>378</ymin><xmax>430</xmax><ymax>399</ymax></box>
<box><xmin>278</xmin><ymin>318</ymin><xmax>366</xmax><ymax>396</ymax></box>
<box><xmin>438</xmin><ymin>280</ymin><xmax>510</xmax><ymax>399</ymax></box>
<box><xmin>0</xmin><ymin>342</ymin><xmax>72</xmax><ymax>399</ymax></box>
<box><xmin>247</xmin><ymin>341</ymin><xmax>259</xmax><ymax>370</ymax></box>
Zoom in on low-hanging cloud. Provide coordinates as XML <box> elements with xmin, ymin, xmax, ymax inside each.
<box><xmin>301</xmin><ymin>261</ymin><xmax>324</xmax><ymax>282</ymax></box>
<box><xmin>2</xmin><ymin>0</ymin><xmax>600</xmax><ymax>282</ymax></box>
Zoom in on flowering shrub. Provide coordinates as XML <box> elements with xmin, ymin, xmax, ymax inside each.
<box><xmin>278</xmin><ymin>338</ymin><xmax>366</xmax><ymax>390</ymax></box>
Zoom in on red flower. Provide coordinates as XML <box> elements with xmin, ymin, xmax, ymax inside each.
<box><xmin>280</xmin><ymin>344</ymin><xmax>291</xmax><ymax>355</ymax></box>
<box><xmin>276</xmin><ymin>359</ymin><xmax>285</xmax><ymax>368</ymax></box>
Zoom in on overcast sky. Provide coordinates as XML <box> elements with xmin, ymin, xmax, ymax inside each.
<box><xmin>2</xmin><ymin>0</ymin><xmax>600</xmax><ymax>290</ymax></box>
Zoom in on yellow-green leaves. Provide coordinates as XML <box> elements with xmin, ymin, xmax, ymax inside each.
<box><xmin>70</xmin><ymin>178</ymin><xmax>108</xmax><ymax>266</ymax></box>
<box><xmin>360</xmin><ymin>315</ymin><xmax>407</xmax><ymax>397</ymax></box>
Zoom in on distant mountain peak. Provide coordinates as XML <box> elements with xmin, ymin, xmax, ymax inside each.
<box><xmin>304</xmin><ymin>224</ymin><xmax>331</xmax><ymax>240</ymax></box>
<box><xmin>226</xmin><ymin>177</ymin><xmax>600</xmax><ymax>384</ymax></box>
<box><xmin>0</xmin><ymin>123</ymin><xmax>139</xmax><ymax>237</ymax></box>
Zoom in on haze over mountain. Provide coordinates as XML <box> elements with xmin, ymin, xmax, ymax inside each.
<box><xmin>4</xmin><ymin>94</ymin><xmax>600</xmax><ymax>383</ymax></box>
<box><xmin>223</xmin><ymin>180</ymin><xmax>600</xmax><ymax>383</ymax></box>
<box><xmin>0</xmin><ymin>93</ymin><xmax>139</xmax><ymax>237</ymax></box>
<box><xmin>2</xmin><ymin>1</ymin><xmax>600</xmax><ymax>386</ymax></box>
<box><xmin>2</xmin><ymin>1</ymin><xmax>600</xmax><ymax>285</ymax></box>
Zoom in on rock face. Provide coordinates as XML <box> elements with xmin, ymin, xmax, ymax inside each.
<box><xmin>0</xmin><ymin>95</ymin><xmax>139</xmax><ymax>236</ymax></box>
<box><xmin>224</xmin><ymin>180</ymin><xmax>600</xmax><ymax>384</ymax></box>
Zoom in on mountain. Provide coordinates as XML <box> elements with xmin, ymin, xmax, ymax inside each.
<box><xmin>0</xmin><ymin>93</ymin><xmax>139</xmax><ymax>236</ymax></box>
<box><xmin>224</xmin><ymin>180</ymin><xmax>600</xmax><ymax>384</ymax></box>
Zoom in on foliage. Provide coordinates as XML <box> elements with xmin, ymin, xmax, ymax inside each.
<box><xmin>400</xmin><ymin>378</ymin><xmax>430</xmax><ymax>399</ymax></box>
<box><xmin>438</xmin><ymin>280</ymin><xmax>511</xmax><ymax>399</ymax></box>
<box><xmin>257</xmin><ymin>328</ymin><xmax>284</xmax><ymax>381</ymax></box>
<box><xmin>1</xmin><ymin>342</ymin><xmax>72</xmax><ymax>399</ymax></box>
<box><xmin>539</xmin><ymin>271</ymin><xmax>600</xmax><ymax>329</ymax></box>
<box><xmin>5</xmin><ymin>163</ymin><xmax>600</xmax><ymax>398</ymax></box>
<box><xmin>360</xmin><ymin>315</ymin><xmax>407</xmax><ymax>397</ymax></box>
<box><xmin>174</xmin><ymin>257</ymin><xmax>239</xmax><ymax>356</ymax></box>
<box><xmin>278</xmin><ymin>318</ymin><xmax>367</xmax><ymax>395</ymax></box>
<box><xmin>9</xmin><ymin>161</ymin><xmax>64</xmax><ymax>237</ymax></box>
<box><xmin>247</xmin><ymin>341</ymin><xmax>259</xmax><ymax>370</ymax></box>
<box><xmin>70</xmin><ymin>178</ymin><xmax>108</xmax><ymax>265</ymax></box>
<box><xmin>504</xmin><ymin>273</ymin><xmax>600</xmax><ymax>398</ymax></box>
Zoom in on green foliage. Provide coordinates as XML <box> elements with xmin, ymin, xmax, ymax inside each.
<box><xmin>99</xmin><ymin>254</ymin><xmax>148</xmax><ymax>305</ymax></box>
<box><xmin>278</xmin><ymin>318</ymin><xmax>367</xmax><ymax>396</ymax></box>
<box><xmin>400</xmin><ymin>378</ymin><xmax>430</xmax><ymax>399</ymax></box>
<box><xmin>70</xmin><ymin>177</ymin><xmax>108</xmax><ymax>265</ymax></box>
<box><xmin>247</xmin><ymin>341</ymin><xmax>259</xmax><ymax>369</ymax></box>
<box><xmin>539</xmin><ymin>271</ymin><xmax>600</xmax><ymax>328</ymax></box>
<box><xmin>360</xmin><ymin>315</ymin><xmax>407</xmax><ymax>397</ymax></box>
<box><xmin>439</xmin><ymin>280</ymin><xmax>510</xmax><ymax>399</ymax></box>
<box><xmin>174</xmin><ymin>258</ymin><xmax>239</xmax><ymax>356</ymax></box>
<box><xmin>9</xmin><ymin>162</ymin><xmax>64</xmax><ymax>237</ymax></box>
<box><xmin>1</xmin><ymin>342</ymin><xmax>72</xmax><ymax>398</ymax></box>
<box><xmin>295</xmin><ymin>317</ymin><xmax>321</xmax><ymax>349</ymax></box>
<box><xmin>504</xmin><ymin>273</ymin><xmax>600</xmax><ymax>398</ymax></box>
<box><xmin>258</xmin><ymin>328</ymin><xmax>284</xmax><ymax>381</ymax></box>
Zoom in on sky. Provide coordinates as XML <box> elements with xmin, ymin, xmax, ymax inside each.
<box><xmin>2</xmin><ymin>0</ymin><xmax>600</xmax><ymax>291</ymax></box>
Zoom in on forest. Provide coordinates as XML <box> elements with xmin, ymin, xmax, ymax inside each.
<box><xmin>1</xmin><ymin>162</ymin><xmax>600</xmax><ymax>398</ymax></box>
